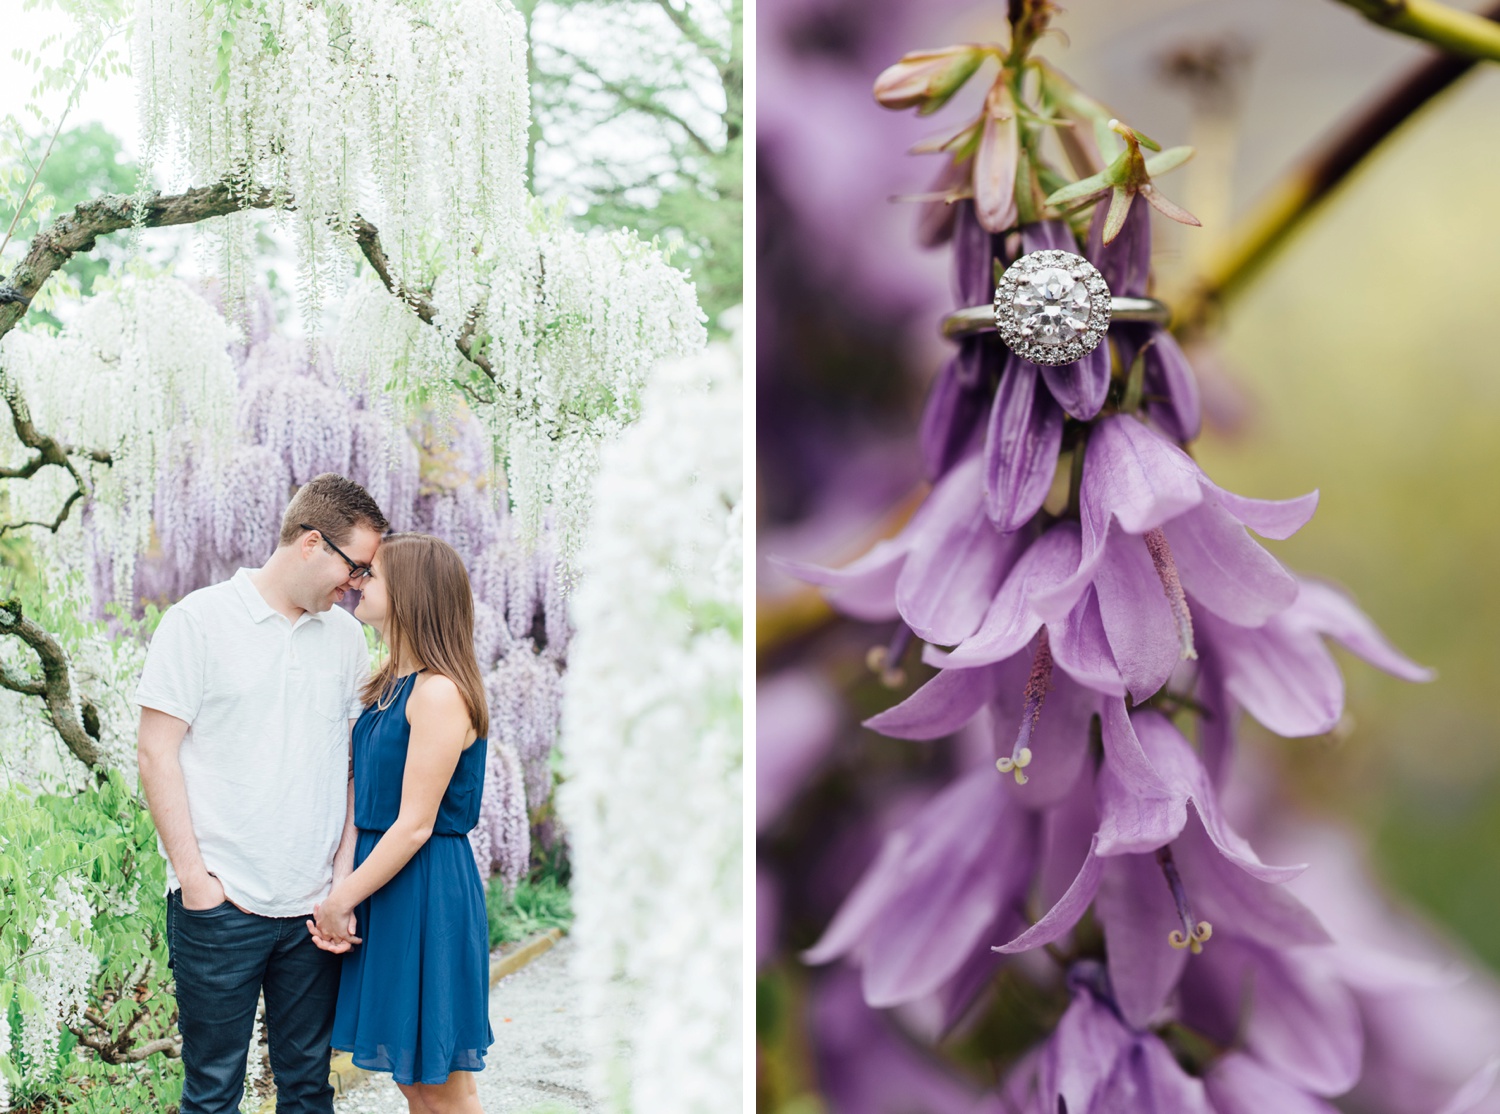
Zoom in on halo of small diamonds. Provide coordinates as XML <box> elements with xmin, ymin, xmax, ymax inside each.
<box><xmin>993</xmin><ymin>250</ymin><xmax>1112</xmax><ymax>366</ymax></box>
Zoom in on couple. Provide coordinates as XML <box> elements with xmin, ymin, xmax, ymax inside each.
<box><xmin>135</xmin><ymin>473</ymin><xmax>494</xmax><ymax>1114</ymax></box>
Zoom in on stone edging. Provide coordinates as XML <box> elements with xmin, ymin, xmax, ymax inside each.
<box><xmin>255</xmin><ymin>928</ymin><xmax>567</xmax><ymax>1112</ymax></box>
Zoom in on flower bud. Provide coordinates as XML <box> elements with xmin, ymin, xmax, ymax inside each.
<box><xmin>873</xmin><ymin>46</ymin><xmax>987</xmax><ymax>115</ymax></box>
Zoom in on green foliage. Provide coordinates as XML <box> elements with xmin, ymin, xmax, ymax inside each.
<box><xmin>486</xmin><ymin>864</ymin><xmax>573</xmax><ymax>949</ymax></box>
<box><xmin>2</xmin><ymin>0</ymin><xmax>132</xmax><ymax>276</ymax></box>
<box><xmin>0</xmin><ymin>773</ymin><xmax>183</xmax><ymax>1109</ymax></box>
<box><xmin>1</xmin><ymin>120</ymin><xmax>138</xmax><ymax>330</ymax></box>
<box><xmin>524</xmin><ymin>0</ymin><xmax>742</xmax><ymax>329</ymax></box>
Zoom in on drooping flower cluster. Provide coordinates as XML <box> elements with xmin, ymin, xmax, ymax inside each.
<box><xmin>0</xmin><ymin>274</ymin><xmax>240</xmax><ymax>601</ymax></box>
<box><xmin>16</xmin><ymin>874</ymin><xmax>97</xmax><ymax>1073</ymax></box>
<box><xmin>782</xmin><ymin>14</ymin><xmax>1497</xmax><ymax>1110</ymax></box>
<box><xmin>136</xmin><ymin>0</ymin><xmax>707</xmax><ymax>560</ymax></box>
<box><xmin>558</xmin><ymin>313</ymin><xmax>742</xmax><ymax>1114</ymax></box>
<box><xmin>136</xmin><ymin>0</ymin><xmax>529</xmax><ymax>331</ymax></box>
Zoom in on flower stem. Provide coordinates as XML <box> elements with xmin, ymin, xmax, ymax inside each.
<box><xmin>1334</xmin><ymin>0</ymin><xmax>1500</xmax><ymax>63</ymax></box>
<box><xmin>1171</xmin><ymin>0</ymin><xmax>1500</xmax><ymax>333</ymax></box>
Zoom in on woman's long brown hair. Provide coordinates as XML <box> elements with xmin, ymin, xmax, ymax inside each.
<box><xmin>359</xmin><ymin>533</ymin><xmax>489</xmax><ymax>737</ymax></box>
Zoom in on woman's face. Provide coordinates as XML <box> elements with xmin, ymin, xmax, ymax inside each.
<box><xmin>352</xmin><ymin>551</ymin><xmax>389</xmax><ymax>630</ymax></box>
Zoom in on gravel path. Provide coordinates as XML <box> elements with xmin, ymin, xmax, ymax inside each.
<box><xmin>334</xmin><ymin>938</ymin><xmax>599</xmax><ymax>1114</ymax></box>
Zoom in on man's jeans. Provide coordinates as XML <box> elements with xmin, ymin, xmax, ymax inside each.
<box><xmin>166</xmin><ymin>890</ymin><xmax>340</xmax><ymax>1114</ymax></box>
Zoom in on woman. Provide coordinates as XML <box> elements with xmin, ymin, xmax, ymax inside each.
<box><xmin>309</xmin><ymin>532</ymin><xmax>493</xmax><ymax>1114</ymax></box>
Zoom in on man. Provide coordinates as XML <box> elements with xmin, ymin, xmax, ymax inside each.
<box><xmin>136</xmin><ymin>473</ymin><xmax>388</xmax><ymax>1114</ymax></box>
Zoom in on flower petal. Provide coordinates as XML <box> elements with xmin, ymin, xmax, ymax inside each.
<box><xmin>921</xmin><ymin>341</ymin><xmax>993</xmax><ymax>481</ymax></box>
<box><xmin>1039</xmin><ymin>342</ymin><xmax>1111</xmax><ymax>420</ymax></box>
<box><xmin>952</xmin><ymin>199</ymin><xmax>998</xmax><ymax>308</ymax></box>
<box><xmin>1094</xmin><ymin>1036</ymin><xmax>1215</xmax><ymax>1113</ymax></box>
<box><xmin>1048</xmin><ymin>585</ymin><xmax>1126</xmax><ymax>696</ymax></box>
<box><xmin>898</xmin><ymin>455</ymin><xmax>1020</xmax><ymax>644</ymax></box>
<box><xmin>974</xmin><ymin>84</ymin><xmax>1019</xmax><ymax>233</ymax></box>
<box><xmin>1000</xmin><ymin>670</ymin><xmax>1097</xmax><ymax>809</ymax></box>
<box><xmin>983</xmin><ymin>355</ymin><xmax>1064</xmax><ymax>531</ymax></box>
<box><xmin>1084</xmin><ymin>415</ymin><xmax>1205</xmax><ymax>537</ymax></box>
<box><xmin>1093</xmin><ymin>533</ymin><xmax>1181</xmax><ymax>701</ymax></box>
<box><xmin>1197</xmin><ymin>608</ymin><xmax>1344</xmax><ymax>737</ymax></box>
<box><xmin>1041</xmin><ymin>990</ymin><xmax>1134</xmax><ymax>1113</ymax></box>
<box><xmin>1096</xmin><ymin>854</ymin><xmax>1189</xmax><ymax>1028</ymax></box>
<box><xmin>1288</xmin><ymin>578</ymin><xmax>1434</xmax><ymax>682</ymax></box>
<box><xmin>1133</xmin><ymin>712</ymin><xmax>1306</xmax><ymax>884</ymax></box>
<box><xmin>774</xmin><ymin>541</ymin><xmax>905</xmax><ymax>621</ymax></box>
<box><xmin>1196</xmin><ymin>938</ymin><xmax>1362</xmax><ymax>1096</ymax></box>
<box><xmin>949</xmin><ymin>525</ymin><xmax>1080</xmax><ymax>667</ymax></box>
<box><xmin>861</xmin><ymin>782</ymin><xmax>1037</xmax><ymax>1006</ymax></box>
<box><xmin>865</xmin><ymin>662</ymin><xmax>1002</xmax><ymax>739</ymax></box>
<box><xmin>993</xmin><ymin>835</ymin><xmax>1104</xmax><ymax>955</ymax></box>
<box><xmin>1021</xmin><ymin>219</ymin><xmax>1079</xmax><ymax>256</ymax></box>
<box><xmin>1206</xmin><ymin>1053</ymin><xmax>1342</xmax><ymax>1114</ymax></box>
<box><xmin>1099</xmin><ymin>696</ymin><xmax>1170</xmax><ymax>798</ymax></box>
<box><xmin>1175</xmin><ymin>821</ymin><xmax>1330</xmax><ymax>947</ymax></box>
<box><xmin>1207</xmin><ymin>480</ymin><xmax>1319</xmax><ymax>540</ymax></box>
<box><xmin>1141</xmin><ymin>329</ymin><xmax>1201</xmax><ymax>442</ymax></box>
<box><xmin>1165</xmin><ymin>495</ymin><xmax>1299</xmax><ymax>627</ymax></box>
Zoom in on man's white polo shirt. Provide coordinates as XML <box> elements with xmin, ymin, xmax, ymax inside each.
<box><xmin>134</xmin><ymin>568</ymin><xmax>371</xmax><ymax>917</ymax></box>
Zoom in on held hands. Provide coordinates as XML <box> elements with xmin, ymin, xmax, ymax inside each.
<box><xmin>307</xmin><ymin>894</ymin><xmax>362</xmax><ymax>953</ymax></box>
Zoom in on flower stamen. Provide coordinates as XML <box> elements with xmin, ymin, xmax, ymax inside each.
<box><xmin>1144</xmin><ymin>527</ymin><xmax>1197</xmax><ymax>661</ymax></box>
<box><xmin>1157</xmin><ymin>846</ymin><xmax>1212</xmax><ymax>954</ymax></box>
<box><xmin>866</xmin><ymin>624</ymin><xmax>913</xmax><ymax>688</ymax></box>
<box><xmin>997</xmin><ymin>630</ymin><xmax>1052</xmax><ymax>785</ymax></box>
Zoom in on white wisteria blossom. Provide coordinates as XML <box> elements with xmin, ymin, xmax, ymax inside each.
<box><xmin>137</xmin><ymin>0</ymin><xmax>707</xmax><ymax>559</ymax></box>
<box><xmin>0</xmin><ymin>274</ymin><xmax>239</xmax><ymax>599</ymax></box>
<box><xmin>335</xmin><ymin>217</ymin><xmax>706</xmax><ymax>558</ymax></box>
<box><xmin>558</xmin><ymin>314</ymin><xmax>742</xmax><ymax>1114</ymax></box>
<box><xmin>136</xmin><ymin>0</ymin><xmax>530</xmax><ymax>331</ymax></box>
<box><xmin>17</xmin><ymin>874</ymin><xmax>97</xmax><ymax>1074</ymax></box>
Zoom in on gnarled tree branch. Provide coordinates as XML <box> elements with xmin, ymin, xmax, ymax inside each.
<box><xmin>0</xmin><ymin>597</ymin><xmax>104</xmax><ymax>769</ymax></box>
<box><xmin>68</xmin><ymin>1007</ymin><xmax>181</xmax><ymax>1063</ymax></box>
<box><xmin>0</xmin><ymin>181</ymin><xmax>278</xmax><ymax>346</ymax></box>
<box><xmin>349</xmin><ymin>215</ymin><xmax>497</xmax><ymax>382</ymax></box>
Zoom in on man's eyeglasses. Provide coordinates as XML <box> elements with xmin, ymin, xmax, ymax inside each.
<box><xmin>300</xmin><ymin>524</ymin><xmax>372</xmax><ymax>582</ymax></box>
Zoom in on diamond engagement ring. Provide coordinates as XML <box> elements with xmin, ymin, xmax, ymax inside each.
<box><xmin>939</xmin><ymin>249</ymin><xmax>1171</xmax><ymax>366</ymax></box>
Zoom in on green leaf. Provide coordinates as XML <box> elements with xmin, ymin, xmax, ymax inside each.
<box><xmin>1144</xmin><ymin>146</ymin><xmax>1194</xmax><ymax>178</ymax></box>
<box><xmin>1044</xmin><ymin>170</ymin><xmax>1110</xmax><ymax>208</ymax></box>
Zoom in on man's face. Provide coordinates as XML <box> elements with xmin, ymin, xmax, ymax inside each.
<box><xmin>306</xmin><ymin>524</ymin><xmax>381</xmax><ymax>612</ymax></box>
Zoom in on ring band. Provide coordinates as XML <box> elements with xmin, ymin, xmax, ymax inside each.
<box><xmin>941</xmin><ymin>297</ymin><xmax>1170</xmax><ymax>339</ymax></box>
<box><xmin>939</xmin><ymin>249</ymin><xmax>1170</xmax><ymax>365</ymax></box>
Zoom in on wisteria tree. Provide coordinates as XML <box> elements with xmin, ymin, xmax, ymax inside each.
<box><xmin>0</xmin><ymin>0</ymin><xmax>707</xmax><ymax>1105</ymax></box>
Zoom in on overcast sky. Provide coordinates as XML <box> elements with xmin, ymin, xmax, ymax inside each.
<box><xmin>2</xmin><ymin>7</ymin><xmax>142</xmax><ymax>158</ymax></box>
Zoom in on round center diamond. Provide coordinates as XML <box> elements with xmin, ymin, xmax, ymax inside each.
<box><xmin>994</xmin><ymin>250</ymin><xmax>1113</xmax><ymax>366</ymax></box>
<box><xmin>1013</xmin><ymin>267</ymin><xmax>1091</xmax><ymax>346</ymax></box>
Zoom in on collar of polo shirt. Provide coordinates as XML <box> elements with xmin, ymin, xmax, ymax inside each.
<box><xmin>233</xmin><ymin>567</ymin><xmax>330</xmax><ymax>623</ymax></box>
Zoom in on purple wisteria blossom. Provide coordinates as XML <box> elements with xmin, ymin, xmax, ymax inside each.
<box><xmin>87</xmin><ymin>286</ymin><xmax>567</xmax><ymax>893</ymax></box>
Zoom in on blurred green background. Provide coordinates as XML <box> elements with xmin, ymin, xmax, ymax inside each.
<box><xmin>1200</xmin><ymin>62</ymin><xmax>1500</xmax><ymax>968</ymax></box>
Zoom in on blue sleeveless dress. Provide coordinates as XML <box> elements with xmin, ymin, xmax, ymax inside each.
<box><xmin>331</xmin><ymin>671</ymin><xmax>493</xmax><ymax>1085</ymax></box>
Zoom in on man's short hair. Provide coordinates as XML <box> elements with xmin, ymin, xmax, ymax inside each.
<box><xmin>278</xmin><ymin>473</ymin><xmax>389</xmax><ymax>547</ymax></box>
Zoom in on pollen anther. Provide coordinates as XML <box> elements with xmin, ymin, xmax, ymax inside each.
<box><xmin>1168</xmin><ymin>921</ymin><xmax>1214</xmax><ymax>955</ymax></box>
<box><xmin>995</xmin><ymin>747</ymin><xmax>1033</xmax><ymax>785</ymax></box>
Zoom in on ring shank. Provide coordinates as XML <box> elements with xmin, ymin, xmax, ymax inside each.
<box><xmin>941</xmin><ymin>296</ymin><xmax>1171</xmax><ymax>341</ymax></box>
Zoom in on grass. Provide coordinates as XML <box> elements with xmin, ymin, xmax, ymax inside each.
<box><xmin>485</xmin><ymin>868</ymin><xmax>572</xmax><ymax>950</ymax></box>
